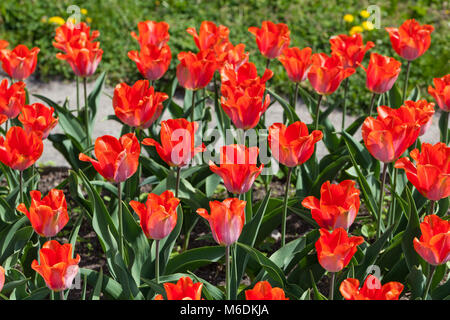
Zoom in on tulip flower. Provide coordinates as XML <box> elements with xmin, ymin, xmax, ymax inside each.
<box><xmin>413</xmin><ymin>214</ymin><xmax>449</xmax><ymax>266</ymax></box>
<box><xmin>142</xmin><ymin>119</ymin><xmax>205</xmax><ymax>168</ymax></box>
<box><xmin>53</xmin><ymin>21</ymin><xmax>100</xmax><ymax>53</ymax></box>
<box><xmin>209</xmin><ymin>144</ymin><xmax>264</xmax><ymax>195</ymax></box>
<box><xmin>428</xmin><ymin>74</ymin><xmax>450</xmax><ymax>112</ymax></box>
<box><xmin>302</xmin><ymin>180</ymin><xmax>360</xmax><ymax>230</ymax></box>
<box><xmin>79</xmin><ymin>133</ymin><xmax>140</xmax><ymax>183</ymax></box>
<box><xmin>248</xmin><ymin>21</ymin><xmax>290</xmax><ymax>60</ymax></box>
<box><xmin>0</xmin><ymin>40</ymin><xmax>8</xmax><ymax>50</ymax></box>
<box><xmin>154</xmin><ymin>276</ymin><xmax>203</xmax><ymax>300</ymax></box>
<box><xmin>187</xmin><ymin>21</ymin><xmax>229</xmax><ymax>52</ymax></box>
<box><xmin>0</xmin><ymin>79</ymin><xmax>26</xmax><ymax>125</ymax></box>
<box><xmin>329</xmin><ymin>33</ymin><xmax>374</xmax><ymax>69</ymax></box>
<box><xmin>220</xmin><ymin>43</ymin><xmax>249</xmax><ymax>73</ymax></box>
<box><xmin>245</xmin><ymin>281</ymin><xmax>289</xmax><ymax>300</ymax></box>
<box><xmin>0</xmin><ymin>266</ymin><xmax>4</xmax><ymax>293</ymax></box>
<box><xmin>18</xmin><ymin>103</ymin><xmax>59</xmax><ymax>139</ymax></box>
<box><xmin>0</xmin><ymin>44</ymin><xmax>40</xmax><ymax>80</ymax></box>
<box><xmin>340</xmin><ymin>275</ymin><xmax>404</xmax><ymax>300</ymax></box>
<box><xmin>56</xmin><ymin>40</ymin><xmax>103</xmax><ymax>78</ymax></box>
<box><xmin>128</xmin><ymin>43</ymin><xmax>172</xmax><ymax>81</ymax></box>
<box><xmin>221</xmin><ymin>62</ymin><xmax>272</xmax><ymax>91</ymax></box>
<box><xmin>0</xmin><ymin>126</ymin><xmax>43</xmax><ymax>171</ymax></box>
<box><xmin>395</xmin><ymin>143</ymin><xmax>449</xmax><ymax>202</ymax></box>
<box><xmin>386</xmin><ymin>19</ymin><xmax>434</xmax><ymax>61</ymax></box>
<box><xmin>268</xmin><ymin>121</ymin><xmax>323</xmax><ymax>167</ymax></box>
<box><xmin>31</xmin><ymin>240</ymin><xmax>80</xmax><ymax>293</ymax></box>
<box><xmin>400</xmin><ymin>100</ymin><xmax>435</xmax><ymax>136</ymax></box>
<box><xmin>17</xmin><ymin>189</ymin><xmax>69</xmax><ymax>238</ymax></box>
<box><xmin>131</xmin><ymin>20</ymin><xmax>170</xmax><ymax>48</ymax></box>
<box><xmin>176</xmin><ymin>50</ymin><xmax>217</xmax><ymax>91</ymax></box>
<box><xmin>316</xmin><ymin>227</ymin><xmax>364</xmax><ymax>273</ymax></box>
<box><xmin>197</xmin><ymin>198</ymin><xmax>246</xmax><ymax>246</ymax></box>
<box><xmin>277</xmin><ymin>47</ymin><xmax>312</xmax><ymax>83</ymax></box>
<box><xmin>113</xmin><ymin>80</ymin><xmax>168</xmax><ymax>129</ymax></box>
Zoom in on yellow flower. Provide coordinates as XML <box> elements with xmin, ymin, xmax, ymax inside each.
<box><xmin>349</xmin><ymin>26</ymin><xmax>363</xmax><ymax>36</ymax></box>
<box><xmin>67</xmin><ymin>17</ymin><xmax>77</xmax><ymax>25</ymax></box>
<box><xmin>360</xmin><ymin>10</ymin><xmax>370</xmax><ymax>18</ymax></box>
<box><xmin>343</xmin><ymin>14</ymin><xmax>354</xmax><ymax>23</ymax></box>
<box><xmin>81</xmin><ymin>8</ymin><xmax>88</xmax><ymax>15</ymax></box>
<box><xmin>48</xmin><ymin>16</ymin><xmax>65</xmax><ymax>26</ymax></box>
<box><xmin>86</xmin><ymin>17</ymin><xmax>92</xmax><ymax>24</ymax></box>
<box><xmin>362</xmin><ymin>21</ymin><xmax>374</xmax><ymax>31</ymax></box>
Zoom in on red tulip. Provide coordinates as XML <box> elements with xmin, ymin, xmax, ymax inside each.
<box><xmin>268</xmin><ymin>121</ymin><xmax>323</xmax><ymax>167</ymax></box>
<box><xmin>278</xmin><ymin>47</ymin><xmax>312</xmax><ymax>83</ymax></box>
<box><xmin>383</xmin><ymin>100</ymin><xmax>434</xmax><ymax>136</ymax></box>
<box><xmin>363</xmin><ymin>53</ymin><xmax>401</xmax><ymax>94</ymax></box>
<box><xmin>79</xmin><ymin>133</ymin><xmax>140</xmax><ymax>182</ymax></box>
<box><xmin>413</xmin><ymin>214</ymin><xmax>449</xmax><ymax>266</ymax></box>
<box><xmin>329</xmin><ymin>33</ymin><xmax>374</xmax><ymax>69</ymax></box>
<box><xmin>0</xmin><ymin>266</ymin><xmax>4</xmax><ymax>292</ymax></box>
<box><xmin>362</xmin><ymin>105</ymin><xmax>421</xmax><ymax>163</ymax></box>
<box><xmin>209</xmin><ymin>144</ymin><xmax>263</xmax><ymax>195</ymax></box>
<box><xmin>187</xmin><ymin>21</ymin><xmax>229</xmax><ymax>52</ymax></box>
<box><xmin>248</xmin><ymin>21</ymin><xmax>290</xmax><ymax>59</ymax></box>
<box><xmin>53</xmin><ymin>21</ymin><xmax>100</xmax><ymax>53</ymax></box>
<box><xmin>0</xmin><ymin>79</ymin><xmax>26</xmax><ymax>125</ymax></box>
<box><xmin>113</xmin><ymin>80</ymin><xmax>168</xmax><ymax>129</ymax></box>
<box><xmin>176</xmin><ymin>51</ymin><xmax>217</xmax><ymax>90</ymax></box>
<box><xmin>129</xmin><ymin>190</ymin><xmax>180</xmax><ymax>240</ymax></box>
<box><xmin>219</xmin><ymin>43</ymin><xmax>249</xmax><ymax>73</ymax></box>
<box><xmin>307</xmin><ymin>53</ymin><xmax>355</xmax><ymax>95</ymax></box>
<box><xmin>18</xmin><ymin>103</ymin><xmax>59</xmax><ymax>139</ymax></box>
<box><xmin>17</xmin><ymin>189</ymin><xmax>69</xmax><ymax>238</ymax></box>
<box><xmin>131</xmin><ymin>20</ymin><xmax>170</xmax><ymax>48</ymax></box>
<box><xmin>154</xmin><ymin>276</ymin><xmax>203</xmax><ymax>300</ymax></box>
<box><xmin>0</xmin><ymin>40</ymin><xmax>8</xmax><ymax>50</ymax></box>
<box><xmin>56</xmin><ymin>41</ymin><xmax>103</xmax><ymax>77</ymax></box>
<box><xmin>0</xmin><ymin>44</ymin><xmax>40</xmax><ymax>80</ymax></box>
<box><xmin>395</xmin><ymin>142</ymin><xmax>449</xmax><ymax>201</ymax></box>
<box><xmin>316</xmin><ymin>228</ymin><xmax>363</xmax><ymax>272</ymax></box>
<box><xmin>0</xmin><ymin>126</ymin><xmax>43</xmax><ymax>171</ymax></box>
<box><xmin>428</xmin><ymin>74</ymin><xmax>450</xmax><ymax>112</ymax></box>
<box><xmin>340</xmin><ymin>275</ymin><xmax>404</xmax><ymax>300</ymax></box>
<box><xmin>302</xmin><ymin>180</ymin><xmax>360</xmax><ymax>230</ymax></box>
<box><xmin>245</xmin><ymin>281</ymin><xmax>289</xmax><ymax>300</ymax></box>
<box><xmin>128</xmin><ymin>43</ymin><xmax>171</xmax><ymax>81</ymax></box>
<box><xmin>220</xmin><ymin>61</ymin><xmax>272</xmax><ymax>91</ymax></box>
<box><xmin>31</xmin><ymin>240</ymin><xmax>80</xmax><ymax>292</ymax></box>
<box><xmin>386</xmin><ymin>19</ymin><xmax>434</xmax><ymax>61</ymax></box>
<box><xmin>197</xmin><ymin>198</ymin><xmax>246</xmax><ymax>246</ymax></box>
<box><xmin>142</xmin><ymin>119</ymin><xmax>205</xmax><ymax>167</ymax></box>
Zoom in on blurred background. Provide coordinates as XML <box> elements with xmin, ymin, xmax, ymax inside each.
<box><xmin>0</xmin><ymin>0</ymin><xmax>448</xmax><ymax>115</ymax></box>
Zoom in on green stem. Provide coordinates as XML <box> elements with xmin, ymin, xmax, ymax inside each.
<box><xmin>60</xmin><ymin>290</ymin><xmax>65</xmax><ymax>300</ymax></box>
<box><xmin>281</xmin><ymin>167</ymin><xmax>293</xmax><ymax>247</ymax></box>
<box><xmin>387</xmin><ymin>167</ymin><xmax>398</xmax><ymax>230</ymax></box>
<box><xmin>377</xmin><ymin>163</ymin><xmax>388</xmax><ymax>239</ymax></box>
<box><xmin>423</xmin><ymin>265</ymin><xmax>436</xmax><ymax>300</ymax></box>
<box><xmin>19</xmin><ymin>170</ymin><xmax>23</xmax><ymax>204</ymax></box>
<box><xmin>155</xmin><ymin>239</ymin><xmax>160</xmax><ymax>284</ymax></box>
<box><xmin>314</xmin><ymin>95</ymin><xmax>323</xmax><ymax>131</ymax></box>
<box><xmin>341</xmin><ymin>77</ymin><xmax>349</xmax><ymax>131</ymax></box>
<box><xmin>368</xmin><ymin>92</ymin><xmax>377</xmax><ymax>117</ymax></box>
<box><xmin>5</xmin><ymin>119</ymin><xmax>8</xmax><ymax>133</ymax></box>
<box><xmin>175</xmin><ymin>166</ymin><xmax>181</xmax><ymax>198</ymax></box>
<box><xmin>225</xmin><ymin>245</ymin><xmax>230</xmax><ymax>300</ymax></box>
<box><xmin>402</xmin><ymin>60</ymin><xmax>411</xmax><ymax>102</ymax></box>
<box><xmin>265</xmin><ymin>58</ymin><xmax>270</xmax><ymax>70</ymax></box>
<box><xmin>443</xmin><ymin>111</ymin><xmax>449</xmax><ymax>144</ymax></box>
<box><xmin>329</xmin><ymin>272</ymin><xmax>335</xmax><ymax>300</ymax></box>
<box><xmin>190</xmin><ymin>90</ymin><xmax>196</xmax><ymax>122</ymax></box>
<box><xmin>118</xmin><ymin>182</ymin><xmax>124</xmax><ymax>259</ymax></box>
<box><xmin>76</xmin><ymin>76</ymin><xmax>80</xmax><ymax>115</ymax></box>
<box><xmin>83</xmin><ymin>77</ymin><xmax>90</xmax><ymax>148</ymax></box>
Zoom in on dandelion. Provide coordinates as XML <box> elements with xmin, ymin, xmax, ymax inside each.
<box><xmin>86</xmin><ymin>17</ymin><xmax>92</xmax><ymax>24</ymax></box>
<box><xmin>48</xmin><ymin>16</ymin><xmax>65</xmax><ymax>26</ymax></box>
<box><xmin>362</xmin><ymin>21</ymin><xmax>374</xmax><ymax>31</ymax></box>
<box><xmin>349</xmin><ymin>26</ymin><xmax>363</xmax><ymax>36</ymax></box>
<box><xmin>80</xmin><ymin>8</ymin><xmax>88</xmax><ymax>15</ymax></box>
<box><xmin>343</xmin><ymin>14</ymin><xmax>354</xmax><ymax>23</ymax></box>
<box><xmin>360</xmin><ymin>10</ymin><xmax>370</xmax><ymax>18</ymax></box>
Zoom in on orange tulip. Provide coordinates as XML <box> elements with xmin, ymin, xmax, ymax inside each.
<box><xmin>221</xmin><ymin>61</ymin><xmax>272</xmax><ymax>91</ymax></box>
<box><xmin>17</xmin><ymin>189</ymin><xmax>69</xmax><ymax>238</ymax></box>
<box><xmin>245</xmin><ymin>281</ymin><xmax>289</xmax><ymax>300</ymax></box>
<box><xmin>329</xmin><ymin>33</ymin><xmax>374</xmax><ymax>69</ymax></box>
<box><xmin>428</xmin><ymin>74</ymin><xmax>450</xmax><ymax>112</ymax></box>
<box><xmin>129</xmin><ymin>190</ymin><xmax>180</xmax><ymax>240</ymax></box>
<box><xmin>187</xmin><ymin>21</ymin><xmax>229</xmax><ymax>52</ymax></box>
<box><xmin>142</xmin><ymin>119</ymin><xmax>205</xmax><ymax>167</ymax></box>
<box><xmin>413</xmin><ymin>214</ymin><xmax>449</xmax><ymax>266</ymax></box>
<box><xmin>197</xmin><ymin>198</ymin><xmax>246</xmax><ymax>246</ymax></box>
<box><xmin>176</xmin><ymin>51</ymin><xmax>217</xmax><ymax>90</ymax></box>
<box><xmin>316</xmin><ymin>228</ymin><xmax>363</xmax><ymax>272</ymax></box>
<box><xmin>0</xmin><ymin>265</ymin><xmax>4</xmax><ymax>292</ymax></box>
<box><xmin>386</xmin><ymin>100</ymin><xmax>434</xmax><ymax>136</ymax></box>
<box><xmin>154</xmin><ymin>276</ymin><xmax>203</xmax><ymax>300</ymax></box>
<box><xmin>340</xmin><ymin>275</ymin><xmax>404</xmax><ymax>300</ymax></box>
<box><xmin>362</xmin><ymin>105</ymin><xmax>421</xmax><ymax>163</ymax></box>
<box><xmin>277</xmin><ymin>47</ymin><xmax>312</xmax><ymax>83</ymax></box>
<box><xmin>209</xmin><ymin>144</ymin><xmax>264</xmax><ymax>195</ymax></box>
<box><xmin>53</xmin><ymin>21</ymin><xmax>100</xmax><ymax>53</ymax></box>
<box><xmin>268</xmin><ymin>121</ymin><xmax>323</xmax><ymax>167</ymax></box>
<box><xmin>307</xmin><ymin>53</ymin><xmax>355</xmax><ymax>95</ymax></box>
<box><xmin>220</xmin><ymin>43</ymin><xmax>249</xmax><ymax>73</ymax></box>
<box><xmin>248</xmin><ymin>21</ymin><xmax>290</xmax><ymax>59</ymax></box>
<box><xmin>302</xmin><ymin>180</ymin><xmax>360</xmax><ymax>230</ymax></box>
<box><xmin>395</xmin><ymin>142</ymin><xmax>449</xmax><ymax>201</ymax></box>
<box><xmin>79</xmin><ymin>133</ymin><xmax>140</xmax><ymax>183</ymax></box>
<box><xmin>363</xmin><ymin>53</ymin><xmax>401</xmax><ymax>94</ymax></box>
<box><xmin>56</xmin><ymin>40</ymin><xmax>103</xmax><ymax>78</ymax></box>
<box><xmin>0</xmin><ymin>40</ymin><xmax>8</xmax><ymax>50</ymax></box>
<box><xmin>18</xmin><ymin>103</ymin><xmax>59</xmax><ymax>139</ymax></box>
<box><xmin>0</xmin><ymin>79</ymin><xmax>26</xmax><ymax>125</ymax></box>
<box><xmin>131</xmin><ymin>20</ymin><xmax>170</xmax><ymax>49</ymax></box>
<box><xmin>0</xmin><ymin>126</ymin><xmax>43</xmax><ymax>171</ymax></box>
<box><xmin>386</xmin><ymin>19</ymin><xmax>434</xmax><ymax>61</ymax></box>
<box><xmin>128</xmin><ymin>43</ymin><xmax>172</xmax><ymax>81</ymax></box>
<box><xmin>113</xmin><ymin>80</ymin><xmax>168</xmax><ymax>129</ymax></box>
<box><xmin>31</xmin><ymin>240</ymin><xmax>80</xmax><ymax>292</ymax></box>
<box><xmin>0</xmin><ymin>44</ymin><xmax>40</xmax><ymax>80</ymax></box>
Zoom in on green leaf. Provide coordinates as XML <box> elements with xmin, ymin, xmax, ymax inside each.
<box><xmin>401</xmin><ymin>186</ymin><xmax>421</xmax><ymax>271</ymax></box>
<box><xmin>91</xmin><ymin>268</ymin><xmax>103</xmax><ymax>300</ymax></box>
<box><xmin>80</xmin><ymin>268</ymin><xmax>124</xmax><ymax>299</ymax></box>
<box><xmin>165</xmin><ymin>246</ymin><xmax>225</xmax><ymax>274</ymax></box>
<box><xmin>267</xmin><ymin>88</ymin><xmax>300</xmax><ymax>124</ymax></box>
<box><xmin>406</xmin><ymin>265</ymin><xmax>426</xmax><ymax>299</ymax></box>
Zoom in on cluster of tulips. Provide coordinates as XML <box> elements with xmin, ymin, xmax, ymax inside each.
<box><xmin>0</xmin><ymin>16</ymin><xmax>448</xmax><ymax>301</ymax></box>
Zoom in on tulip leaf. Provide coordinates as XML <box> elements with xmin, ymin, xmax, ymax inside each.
<box><xmin>91</xmin><ymin>268</ymin><xmax>104</xmax><ymax>300</ymax></box>
<box><xmin>388</xmin><ymin>83</ymin><xmax>402</xmax><ymax>108</ymax></box>
<box><xmin>406</xmin><ymin>265</ymin><xmax>426</xmax><ymax>299</ymax></box>
<box><xmin>401</xmin><ymin>185</ymin><xmax>421</xmax><ymax>271</ymax></box>
<box><xmin>267</xmin><ymin>88</ymin><xmax>300</xmax><ymax>124</ymax></box>
<box><xmin>165</xmin><ymin>246</ymin><xmax>224</xmax><ymax>274</ymax></box>
<box><xmin>80</xmin><ymin>268</ymin><xmax>124</xmax><ymax>299</ymax></box>
<box><xmin>310</xmin><ymin>270</ymin><xmax>327</xmax><ymax>300</ymax></box>
<box><xmin>87</xmin><ymin>71</ymin><xmax>106</xmax><ymax>122</ymax></box>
